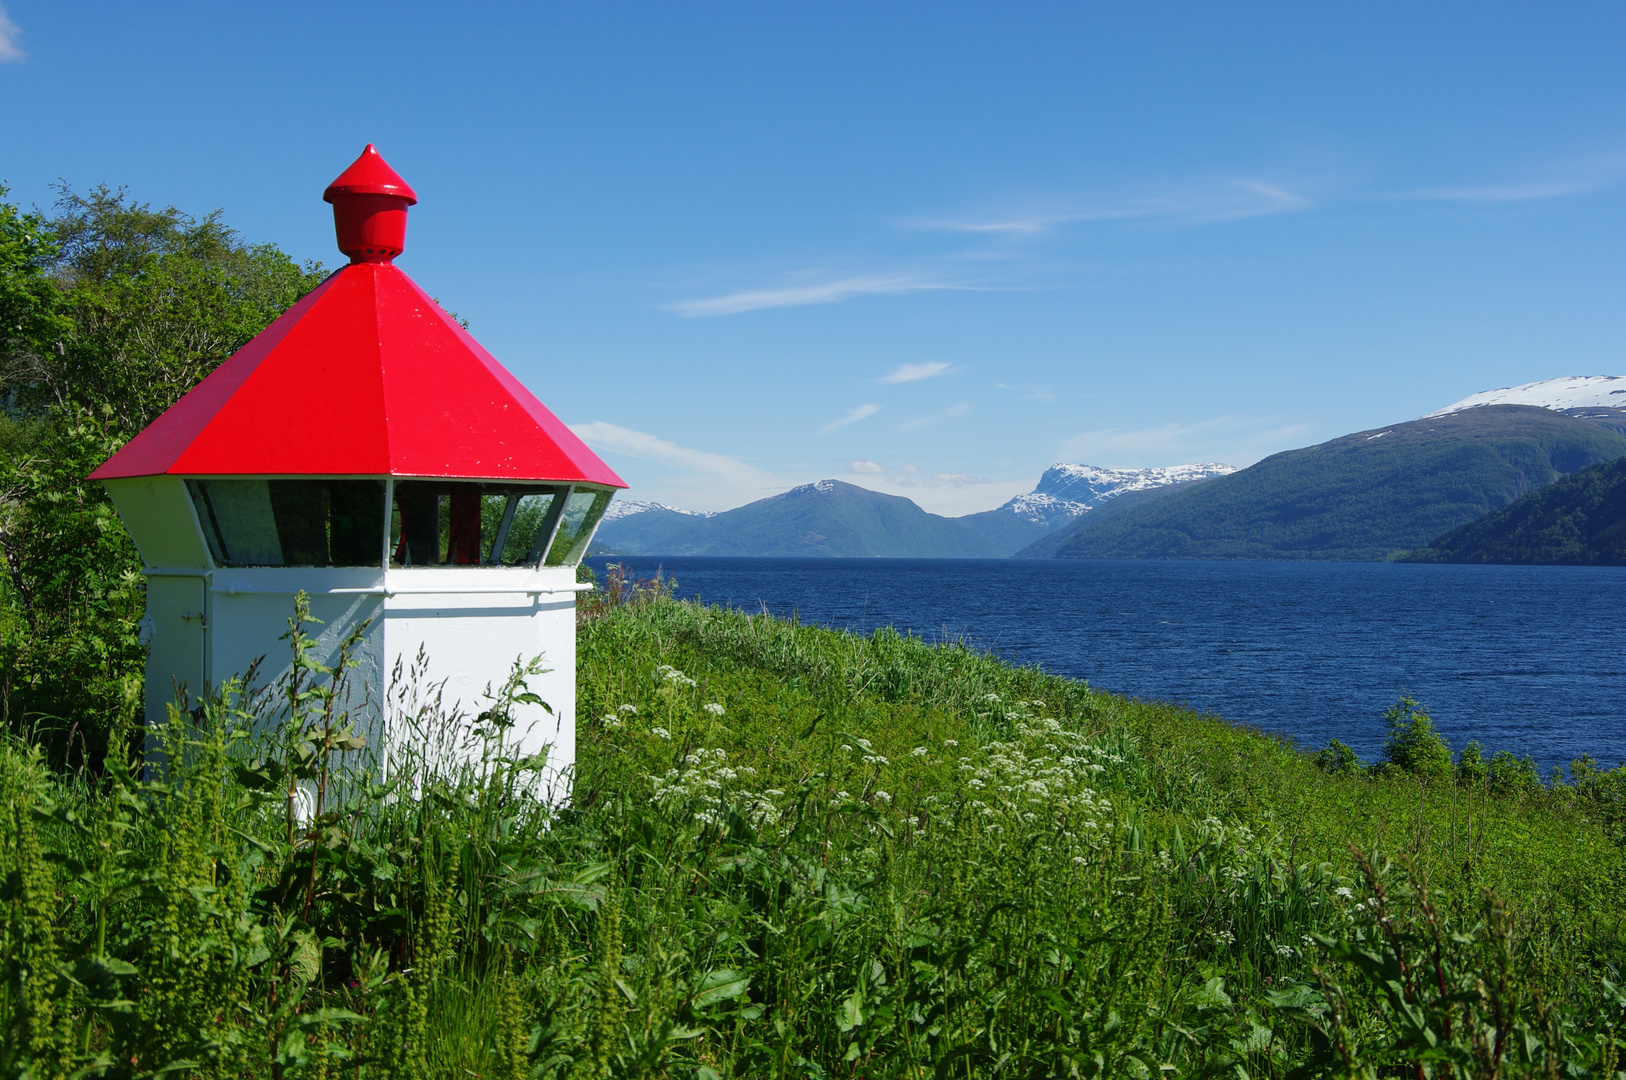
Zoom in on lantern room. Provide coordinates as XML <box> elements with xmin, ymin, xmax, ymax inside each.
<box><xmin>89</xmin><ymin>145</ymin><xmax>626</xmax><ymax>798</ymax></box>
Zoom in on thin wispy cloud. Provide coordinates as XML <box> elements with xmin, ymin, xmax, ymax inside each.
<box><xmin>1415</xmin><ymin>180</ymin><xmax>1602</xmax><ymax>203</ymax></box>
<box><xmin>901</xmin><ymin>403</ymin><xmax>972</xmax><ymax>430</ymax></box>
<box><xmin>906</xmin><ymin>177</ymin><xmax>1312</xmax><ymax>236</ymax></box>
<box><xmin>570</xmin><ymin>421</ymin><xmax>772</xmax><ymax>486</ymax></box>
<box><xmin>879</xmin><ymin>361</ymin><xmax>953</xmax><ymax>384</ymax></box>
<box><xmin>819</xmin><ymin>403</ymin><xmax>881</xmax><ymax>435</ymax></box>
<box><xmin>845</xmin><ymin>459</ymin><xmax>885</xmax><ymax>474</ymax></box>
<box><xmin>0</xmin><ymin>5</ymin><xmax>24</xmax><ymax>62</ymax></box>
<box><xmin>997</xmin><ymin>382</ymin><xmax>1055</xmax><ymax>401</ymax></box>
<box><xmin>930</xmin><ymin>472</ymin><xmax>992</xmax><ymax>488</ymax></box>
<box><xmin>1060</xmin><ymin>415</ymin><xmax>1312</xmax><ymax>468</ymax></box>
<box><xmin>667</xmin><ymin>275</ymin><xmax>952</xmax><ymax>317</ymax></box>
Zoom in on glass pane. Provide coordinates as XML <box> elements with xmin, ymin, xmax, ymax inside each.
<box><xmin>545</xmin><ymin>488</ymin><xmax>611</xmax><ymax>567</ymax></box>
<box><xmin>328</xmin><ymin>480</ymin><xmax>386</xmax><ymax>565</ymax></box>
<box><xmin>391</xmin><ymin>482</ymin><xmax>440</xmax><ymax>566</ymax></box>
<box><xmin>391</xmin><ymin>481</ymin><xmax>564</xmax><ymax>567</ymax></box>
<box><xmin>191</xmin><ymin>479</ymin><xmax>284</xmax><ymax>565</ymax></box>
<box><xmin>269</xmin><ymin>481</ymin><xmax>330</xmax><ymax>565</ymax></box>
<box><xmin>500</xmin><ymin>490</ymin><xmax>564</xmax><ymax>565</ymax></box>
<box><xmin>190</xmin><ymin>479</ymin><xmax>384</xmax><ymax>566</ymax></box>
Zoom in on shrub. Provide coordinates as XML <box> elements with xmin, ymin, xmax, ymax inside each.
<box><xmin>1488</xmin><ymin>747</ymin><xmax>1542</xmax><ymax>795</ymax></box>
<box><xmin>1313</xmin><ymin>738</ymin><xmax>1362</xmax><ymax>776</ymax></box>
<box><xmin>1380</xmin><ymin>694</ymin><xmax>1455</xmax><ymax>782</ymax></box>
<box><xmin>1459</xmin><ymin>738</ymin><xmax>1488</xmax><ymax>784</ymax></box>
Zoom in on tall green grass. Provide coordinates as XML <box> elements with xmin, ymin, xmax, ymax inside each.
<box><xmin>4</xmin><ymin>587</ymin><xmax>1625</xmax><ymax>1077</ymax></box>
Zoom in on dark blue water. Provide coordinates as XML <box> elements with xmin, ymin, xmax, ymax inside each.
<box><xmin>586</xmin><ymin>556</ymin><xmax>1626</xmax><ymax>773</ymax></box>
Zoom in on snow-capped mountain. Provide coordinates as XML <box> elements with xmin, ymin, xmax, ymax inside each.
<box><xmin>995</xmin><ymin>463</ymin><xmax>1238</xmax><ymax>526</ymax></box>
<box><xmin>1426</xmin><ymin>376</ymin><xmax>1626</xmax><ymax>417</ymax></box>
<box><xmin>600</xmin><ymin>499</ymin><xmax>715</xmax><ymax>523</ymax></box>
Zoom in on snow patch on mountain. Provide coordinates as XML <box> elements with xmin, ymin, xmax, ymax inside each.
<box><xmin>773</xmin><ymin>480</ymin><xmax>842</xmax><ymax>498</ymax></box>
<box><xmin>996</xmin><ymin>462</ymin><xmax>1237</xmax><ymax>525</ymax></box>
<box><xmin>1426</xmin><ymin>376</ymin><xmax>1626</xmax><ymax>417</ymax></box>
<box><xmin>601</xmin><ymin>499</ymin><xmax>716</xmax><ymax>523</ymax></box>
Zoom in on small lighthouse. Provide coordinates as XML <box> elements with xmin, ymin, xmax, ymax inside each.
<box><xmin>89</xmin><ymin>145</ymin><xmax>625</xmax><ymax>796</ymax></box>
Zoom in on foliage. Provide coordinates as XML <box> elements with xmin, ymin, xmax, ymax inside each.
<box><xmin>12</xmin><ymin>183</ymin><xmax>327</xmax><ymax>430</ymax></box>
<box><xmin>3</xmin><ymin>593</ymin><xmax>1625</xmax><ymax>1076</ymax></box>
<box><xmin>1313</xmin><ymin>738</ymin><xmax>1361</xmax><ymax>777</ymax></box>
<box><xmin>1405</xmin><ymin>453</ymin><xmax>1626</xmax><ymax>565</ymax></box>
<box><xmin>0</xmin><ymin>185</ymin><xmax>325</xmax><ymax>755</ymax></box>
<box><xmin>1379</xmin><ymin>694</ymin><xmax>1456</xmax><ymax>783</ymax></box>
<box><xmin>1037</xmin><ymin>405</ymin><xmax>1626</xmax><ymax>561</ymax></box>
<box><xmin>0</xmin><ymin>409</ymin><xmax>145</xmax><ymax>758</ymax></box>
<box><xmin>0</xmin><ymin>185</ymin><xmax>70</xmax><ymax>406</ymax></box>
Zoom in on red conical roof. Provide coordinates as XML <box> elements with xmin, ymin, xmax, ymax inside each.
<box><xmin>89</xmin><ymin>261</ymin><xmax>626</xmax><ymax>485</ymax></box>
<box><xmin>323</xmin><ymin>144</ymin><xmax>418</xmax><ymax>204</ymax></box>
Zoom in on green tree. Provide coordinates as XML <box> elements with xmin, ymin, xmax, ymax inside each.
<box><xmin>1379</xmin><ymin>695</ymin><xmax>1455</xmax><ymax>783</ymax></box>
<box><xmin>13</xmin><ymin>184</ymin><xmax>326</xmax><ymax>430</ymax></box>
<box><xmin>0</xmin><ymin>184</ymin><xmax>325</xmax><ymax>760</ymax></box>
<box><xmin>0</xmin><ymin>185</ymin><xmax>70</xmax><ymax>413</ymax></box>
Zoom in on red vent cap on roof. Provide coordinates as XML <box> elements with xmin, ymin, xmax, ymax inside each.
<box><xmin>324</xmin><ymin>145</ymin><xmax>417</xmax><ymax>264</ymax></box>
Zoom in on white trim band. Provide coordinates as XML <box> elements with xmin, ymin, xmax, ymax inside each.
<box><xmin>210</xmin><ymin>583</ymin><xmax>595</xmax><ymax>597</ymax></box>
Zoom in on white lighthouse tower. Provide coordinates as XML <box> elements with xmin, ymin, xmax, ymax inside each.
<box><xmin>89</xmin><ymin>145</ymin><xmax>626</xmax><ymax>796</ymax></box>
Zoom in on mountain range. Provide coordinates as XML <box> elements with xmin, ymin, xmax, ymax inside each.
<box><xmin>1023</xmin><ymin>405</ymin><xmax>1626</xmax><ymax>561</ymax></box>
<box><xmin>589</xmin><ymin>376</ymin><xmax>1626</xmax><ymax>563</ymax></box>
<box><xmin>591</xmin><ymin>463</ymin><xmax>1233</xmax><ymax>558</ymax></box>
<box><xmin>592</xmin><ymin>479</ymin><xmax>1005</xmax><ymax>558</ymax></box>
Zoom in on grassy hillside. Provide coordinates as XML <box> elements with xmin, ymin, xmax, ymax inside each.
<box><xmin>1032</xmin><ymin>406</ymin><xmax>1626</xmax><ymax>561</ymax></box>
<box><xmin>591</xmin><ymin>479</ymin><xmax>1002</xmax><ymax>558</ymax></box>
<box><xmin>1405</xmin><ymin>453</ymin><xmax>1626</xmax><ymax>564</ymax></box>
<box><xmin>7</xmin><ymin>588</ymin><xmax>1626</xmax><ymax>1076</ymax></box>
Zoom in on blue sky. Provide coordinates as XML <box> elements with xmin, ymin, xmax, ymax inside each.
<box><xmin>5</xmin><ymin>3</ymin><xmax>1626</xmax><ymax>514</ymax></box>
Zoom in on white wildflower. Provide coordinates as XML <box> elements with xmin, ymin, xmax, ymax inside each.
<box><xmin>618</xmin><ymin>704</ymin><xmax>638</xmax><ymax>714</ymax></box>
<box><xmin>651</xmin><ymin>727</ymin><xmax>671</xmax><ymax>740</ymax></box>
<box><xmin>911</xmin><ymin>747</ymin><xmax>929</xmax><ymax>757</ymax></box>
<box><xmin>944</xmin><ymin>739</ymin><xmax>958</xmax><ymax>747</ymax></box>
<box><xmin>874</xmin><ymin>790</ymin><xmax>891</xmax><ymax>803</ymax></box>
<box><xmin>1334</xmin><ymin>887</ymin><xmax>1353</xmax><ymax>899</ymax></box>
<box><xmin>1275</xmin><ymin>944</ymin><xmax>1294</xmax><ymax>958</ymax></box>
<box><xmin>703</xmin><ymin>703</ymin><xmax>726</xmax><ymax>716</ymax></box>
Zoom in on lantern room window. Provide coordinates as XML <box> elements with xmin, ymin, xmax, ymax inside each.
<box><xmin>545</xmin><ymin>488</ymin><xmax>612</xmax><ymax>567</ymax></box>
<box><xmin>189</xmin><ymin>479</ymin><xmax>386</xmax><ymax>567</ymax></box>
<box><xmin>186</xmin><ymin>478</ymin><xmax>612</xmax><ymax>569</ymax></box>
<box><xmin>388</xmin><ymin>481</ymin><xmax>611</xmax><ymax>568</ymax></box>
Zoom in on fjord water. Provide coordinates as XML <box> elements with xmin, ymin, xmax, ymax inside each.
<box><xmin>587</xmin><ymin>556</ymin><xmax>1626</xmax><ymax>773</ymax></box>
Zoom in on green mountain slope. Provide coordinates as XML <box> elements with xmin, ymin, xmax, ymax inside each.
<box><xmin>1402</xmin><ymin>454</ymin><xmax>1626</xmax><ymax>564</ymax></box>
<box><xmin>1012</xmin><ymin>480</ymin><xmax>1218</xmax><ymax>559</ymax></box>
<box><xmin>595</xmin><ymin>480</ymin><xmax>1004</xmax><ymax>558</ymax></box>
<box><xmin>952</xmin><ymin>508</ymin><xmax>1050</xmax><ymax>557</ymax></box>
<box><xmin>592</xmin><ymin>508</ymin><xmax>711</xmax><ymax>555</ymax></box>
<box><xmin>1024</xmin><ymin>406</ymin><xmax>1626</xmax><ymax>561</ymax></box>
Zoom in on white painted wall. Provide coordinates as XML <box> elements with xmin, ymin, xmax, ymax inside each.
<box><xmin>380</xmin><ymin>565</ymin><xmax>581</xmax><ymax>801</ymax></box>
<box><xmin>106</xmin><ymin>474</ymin><xmax>589</xmax><ymax>803</ymax></box>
